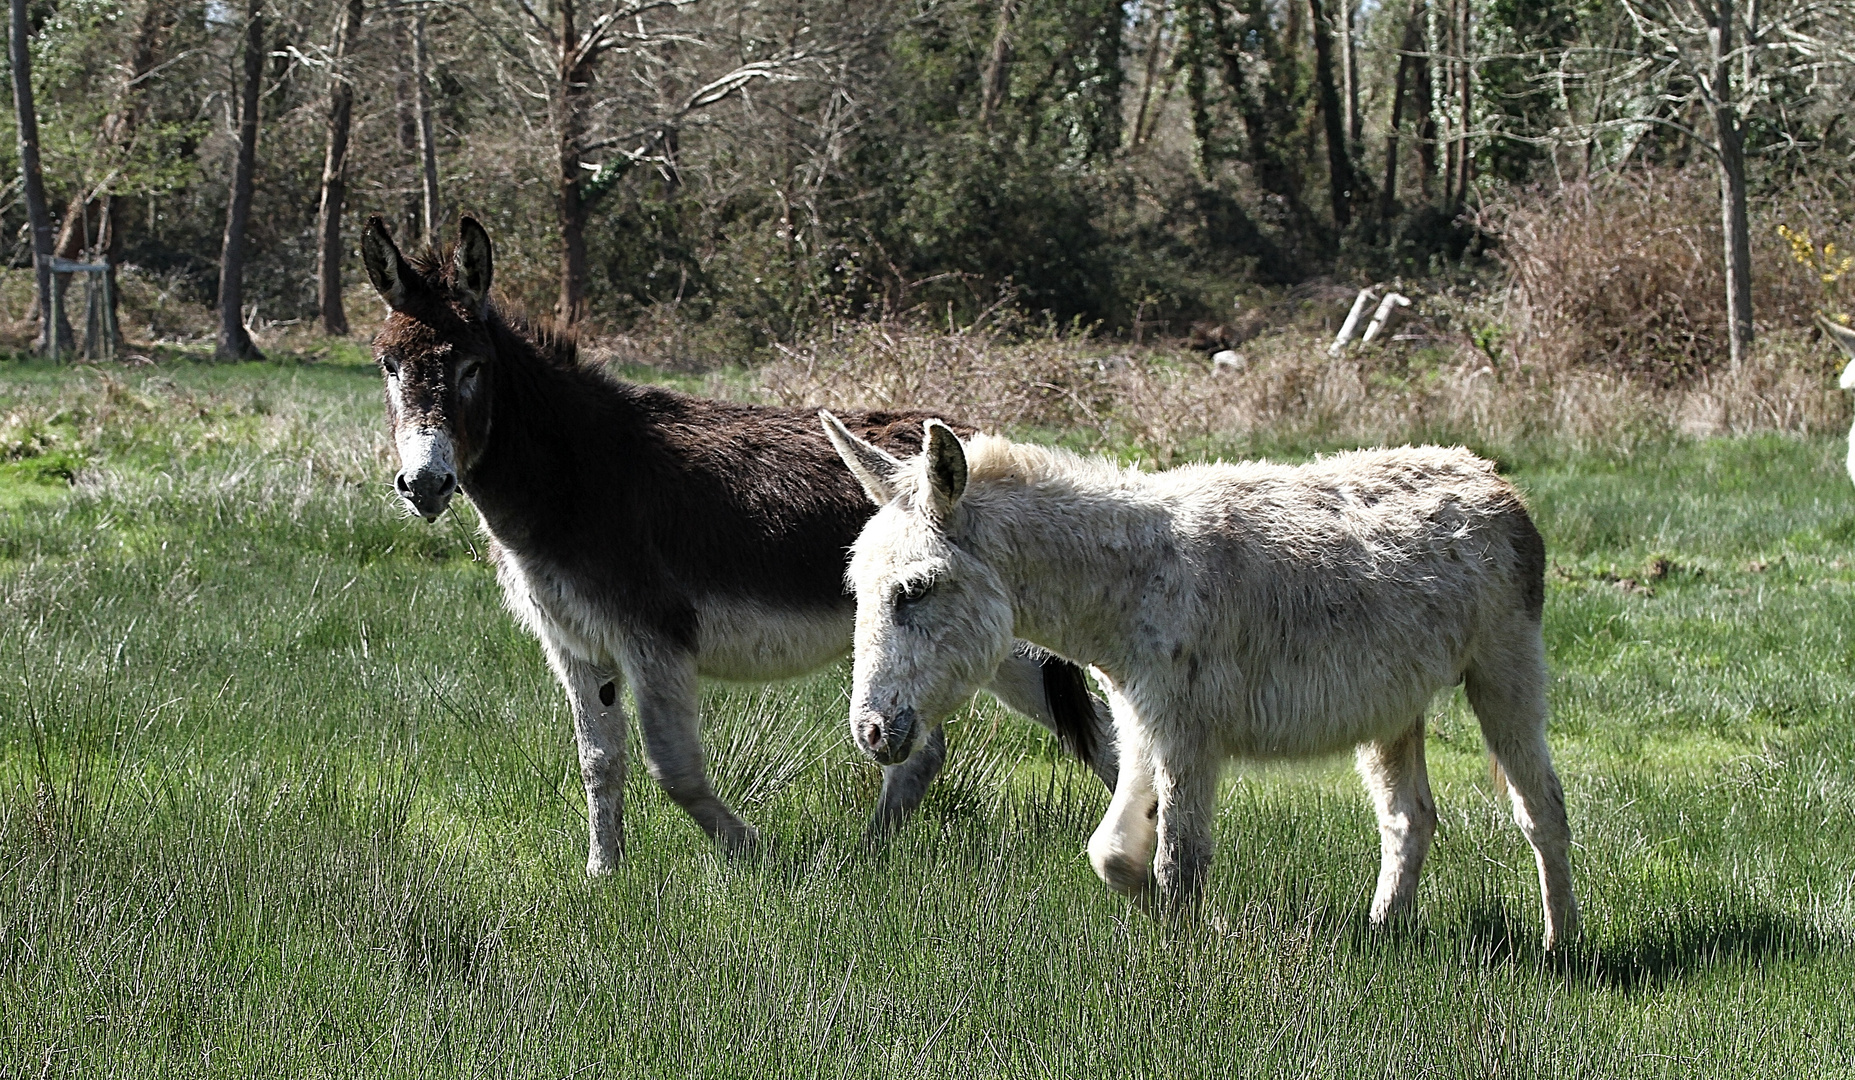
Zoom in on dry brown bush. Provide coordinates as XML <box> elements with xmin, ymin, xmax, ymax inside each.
<box><xmin>759</xmin><ymin>315</ymin><xmax>1849</xmax><ymax>462</ymax></box>
<box><xmin>759</xmin><ymin>317</ymin><xmax>1123</xmax><ymax>434</ymax></box>
<box><xmin>1491</xmin><ymin>170</ymin><xmax>1836</xmax><ymax>384</ymax></box>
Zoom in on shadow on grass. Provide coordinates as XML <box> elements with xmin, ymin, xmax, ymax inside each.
<box><xmin>1453</xmin><ymin>895</ymin><xmax>1838</xmax><ymax>990</ymax></box>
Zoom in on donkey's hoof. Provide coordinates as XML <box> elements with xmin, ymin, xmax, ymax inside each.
<box><xmin>1368</xmin><ymin>895</ymin><xmax>1419</xmax><ymax>929</ymax></box>
<box><xmin>716</xmin><ymin>827</ymin><xmax>765</xmax><ymax>862</ymax></box>
<box><xmin>585</xmin><ymin>837</ymin><xmax>623</xmax><ymax>877</ymax></box>
<box><xmin>1091</xmin><ymin>850</ymin><xmax>1156</xmax><ymax>897</ymax></box>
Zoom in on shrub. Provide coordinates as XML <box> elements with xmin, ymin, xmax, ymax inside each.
<box><xmin>1490</xmin><ymin>170</ymin><xmax>1827</xmax><ymax>384</ymax></box>
<box><xmin>758</xmin><ymin>301</ymin><xmax>1849</xmax><ymax>465</ymax></box>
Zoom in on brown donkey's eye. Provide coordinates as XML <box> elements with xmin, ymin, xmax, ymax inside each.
<box><xmin>380</xmin><ymin>354</ymin><xmax>400</xmax><ymax>377</ymax></box>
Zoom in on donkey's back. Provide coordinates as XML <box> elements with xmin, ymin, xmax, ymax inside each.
<box><xmin>1140</xmin><ymin>446</ymin><xmax>1545</xmax><ymax>757</ymax></box>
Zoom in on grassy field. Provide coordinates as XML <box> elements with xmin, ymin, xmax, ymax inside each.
<box><xmin>2</xmin><ymin>352</ymin><xmax>1853</xmax><ymax>1078</ymax></box>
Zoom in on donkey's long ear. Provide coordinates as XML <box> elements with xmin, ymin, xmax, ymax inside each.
<box><xmin>922</xmin><ymin>420</ymin><xmax>968</xmax><ymax>519</ymax></box>
<box><xmin>821</xmin><ymin>411</ymin><xmax>903</xmax><ymax>506</ymax></box>
<box><xmin>361</xmin><ymin>216</ymin><xmax>417</xmax><ymax>311</ymax></box>
<box><xmin>455</xmin><ymin>216</ymin><xmax>494</xmax><ymax>318</ymax></box>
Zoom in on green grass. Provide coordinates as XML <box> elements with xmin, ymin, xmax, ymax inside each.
<box><xmin>3</xmin><ymin>355</ymin><xmax>1853</xmax><ymax>1077</ymax></box>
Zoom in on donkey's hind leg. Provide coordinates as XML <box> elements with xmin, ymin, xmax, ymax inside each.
<box><xmin>622</xmin><ymin>640</ymin><xmax>760</xmax><ymax>857</ymax></box>
<box><xmin>1355</xmin><ymin>715</ymin><xmax>1438</xmax><ymax>927</ymax></box>
<box><xmin>1465</xmin><ymin>635</ymin><xmax>1579</xmax><ymax>950</ymax></box>
<box><xmin>548</xmin><ymin>647</ymin><xmax>628</xmax><ymax>875</ymax></box>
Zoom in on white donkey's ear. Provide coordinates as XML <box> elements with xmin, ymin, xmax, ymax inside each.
<box><xmin>1819</xmin><ymin>316</ymin><xmax>1855</xmax><ymax>389</ymax></box>
<box><xmin>922</xmin><ymin>419</ymin><xmax>967</xmax><ymax>519</ymax></box>
<box><xmin>821</xmin><ymin>411</ymin><xmax>903</xmax><ymax>506</ymax></box>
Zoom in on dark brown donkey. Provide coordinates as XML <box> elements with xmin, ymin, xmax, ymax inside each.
<box><xmin>361</xmin><ymin>216</ymin><xmax>1117</xmax><ymax>872</ymax></box>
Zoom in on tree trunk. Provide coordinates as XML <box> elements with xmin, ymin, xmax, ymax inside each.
<box><xmin>1206</xmin><ymin>0</ymin><xmax>1313</xmax><ymax>229</ymax></box>
<box><xmin>1131</xmin><ymin>0</ymin><xmax>1169</xmax><ymax>147</ymax></box>
<box><xmin>1306</xmin><ymin>0</ymin><xmax>1355</xmax><ymax>227</ymax></box>
<box><xmin>316</xmin><ymin>0</ymin><xmax>363</xmax><ymax>336</ymax></box>
<box><xmin>979</xmin><ymin>0</ymin><xmax>1020</xmax><ymax>127</ymax></box>
<box><xmin>1710</xmin><ymin>1</ymin><xmax>1752</xmax><ymax>367</ymax></box>
<box><xmin>390</xmin><ymin>0</ymin><xmax>421</xmax><ymax>238</ymax></box>
<box><xmin>100</xmin><ymin>198</ymin><xmax>123</xmax><ymax>353</ymax></box>
<box><xmin>1379</xmin><ymin>0</ymin><xmax>1425</xmax><ymax>218</ymax></box>
<box><xmin>1454</xmin><ymin>0</ymin><xmax>1472</xmax><ymax>207</ymax></box>
<box><xmin>412</xmin><ymin>3</ymin><xmax>440</xmax><ymax>237</ymax></box>
<box><xmin>1441</xmin><ymin>0</ymin><xmax>1456</xmax><ymax>206</ymax></box>
<box><xmin>51</xmin><ymin>196</ymin><xmax>87</xmax><ymax>348</ymax></box>
<box><xmin>216</xmin><ymin>0</ymin><xmax>264</xmax><ymax>362</ymax></box>
<box><xmin>1414</xmin><ymin>2</ymin><xmax>1437</xmax><ymax>199</ymax></box>
<box><xmin>1340</xmin><ymin>0</ymin><xmax>1360</xmax><ymax>149</ymax></box>
<box><xmin>10</xmin><ymin>0</ymin><xmax>65</xmax><ymax>358</ymax></box>
<box><xmin>85</xmin><ymin>1</ymin><xmax>169</xmax><ymax>355</ymax></box>
<box><xmin>555</xmin><ymin>0</ymin><xmax>594</xmax><ymax>324</ymax></box>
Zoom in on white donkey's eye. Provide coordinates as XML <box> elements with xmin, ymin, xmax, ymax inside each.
<box><xmin>896</xmin><ymin>578</ymin><xmax>932</xmax><ymax>605</ymax></box>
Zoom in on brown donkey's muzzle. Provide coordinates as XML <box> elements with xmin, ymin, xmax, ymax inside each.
<box><xmin>393</xmin><ymin>426</ymin><xmax>461</xmax><ymax>522</ymax></box>
<box><xmin>396</xmin><ymin>468</ymin><xmax>457</xmax><ymax>520</ymax></box>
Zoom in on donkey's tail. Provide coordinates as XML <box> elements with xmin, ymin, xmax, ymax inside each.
<box><xmin>1039</xmin><ymin>652</ymin><xmax>1108</xmax><ymax>785</ymax></box>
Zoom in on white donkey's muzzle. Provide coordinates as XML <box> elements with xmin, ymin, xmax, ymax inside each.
<box><xmin>855</xmin><ymin>705</ymin><xmax>924</xmax><ymax>766</ymax></box>
<box><xmin>395</xmin><ymin>427</ymin><xmax>458</xmax><ymax>521</ymax></box>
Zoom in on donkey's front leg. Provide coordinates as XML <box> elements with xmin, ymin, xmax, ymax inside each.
<box><xmin>868</xmin><ymin>724</ymin><xmax>948</xmax><ymax>840</ymax></box>
<box><xmin>1150</xmin><ymin>743</ymin><xmax>1218</xmax><ymax>912</ymax></box>
<box><xmin>1088</xmin><ymin>708</ymin><xmax>1158</xmax><ymax>896</ymax></box>
<box><xmin>622</xmin><ymin>641</ymin><xmax>759</xmax><ymax>857</ymax></box>
<box><xmin>546</xmin><ymin>646</ymin><xmax>627</xmax><ymax>876</ymax></box>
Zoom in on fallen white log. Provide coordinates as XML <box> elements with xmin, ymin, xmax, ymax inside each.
<box><xmin>1329</xmin><ymin>287</ymin><xmax>1377</xmax><ymax>356</ymax></box>
<box><xmin>1361</xmin><ymin>293</ymin><xmax>1412</xmax><ymax>344</ymax></box>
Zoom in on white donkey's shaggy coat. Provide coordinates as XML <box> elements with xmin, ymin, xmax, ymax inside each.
<box><xmin>824</xmin><ymin>415</ymin><xmax>1578</xmax><ymax>949</ymax></box>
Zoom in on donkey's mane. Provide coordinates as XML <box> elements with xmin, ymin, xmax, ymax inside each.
<box><xmin>956</xmin><ymin>433</ymin><xmax>1130</xmax><ymax>490</ymax></box>
<box><xmin>406</xmin><ymin>241</ymin><xmax>586</xmax><ymax>374</ymax></box>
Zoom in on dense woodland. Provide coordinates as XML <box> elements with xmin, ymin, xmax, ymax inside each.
<box><xmin>3</xmin><ymin>0</ymin><xmax>1853</xmax><ymax>367</ymax></box>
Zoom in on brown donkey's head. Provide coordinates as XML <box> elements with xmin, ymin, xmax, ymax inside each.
<box><xmin>362</xmin><ymin>215</ymin><xmax>497</xmax><ymax>521</ymax></box>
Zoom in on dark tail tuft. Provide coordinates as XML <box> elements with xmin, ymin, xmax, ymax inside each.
<box><xmin>1041</xmin><ymin>655</ymin><xmax>1098</xmax><ymax>766</ymax></box>
<box><xmin>1513</xmin><ymin>509</ymin><xmax>1547</xmax><ymax>620</ymax></box>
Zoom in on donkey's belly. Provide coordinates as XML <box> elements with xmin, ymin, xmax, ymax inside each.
<box><xmin>495</xmin><ymin>548</ymin><xmax>851</xmax><ymax>679</ymax></box>
<box><xmin>1226</xmin><ymin>681</ymin><xmax>1446</xmax><ymax>758</ymax></box>
<box><xmin>1223</xmin><ymin>651</ymin><xmax>1460</xmax><ymax>758</ymax></box>
<box><xmin>694</xmin><ymin>598</ymin><xmax>853</xmax><ymax>681</ymax></box>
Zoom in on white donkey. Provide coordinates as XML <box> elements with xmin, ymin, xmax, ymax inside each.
<box><xmin>1819</xmin><ymin>316</ymin><xmax>1855</xmax><ymax>487</ymax></box>
<box><xmin>821</xmin><ymin>413</ymin><xmax>1579</xmax><ymax>949</ymax></box>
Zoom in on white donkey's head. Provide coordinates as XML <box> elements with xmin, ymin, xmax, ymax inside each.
<box><xmin>821</xmin><ymin>412</ymin><xmax>1014</xmax><ymax>767</ymax></box>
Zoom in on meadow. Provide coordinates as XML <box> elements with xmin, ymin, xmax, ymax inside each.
<box><xmin>2</xmin><ymin>351</ymin><xmax>1853</xmax><ymax>1077</ymax></box>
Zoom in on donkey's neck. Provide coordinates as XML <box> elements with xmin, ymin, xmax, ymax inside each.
<box><xmin>460</xmin><ymin>325</ymin><xmax>624</xmax><ymax>553</ymax></box>
<box><xmin>957</xmin><ymin>474</ymin><xmax>1169</xmax><ymax>675</ymax></box>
